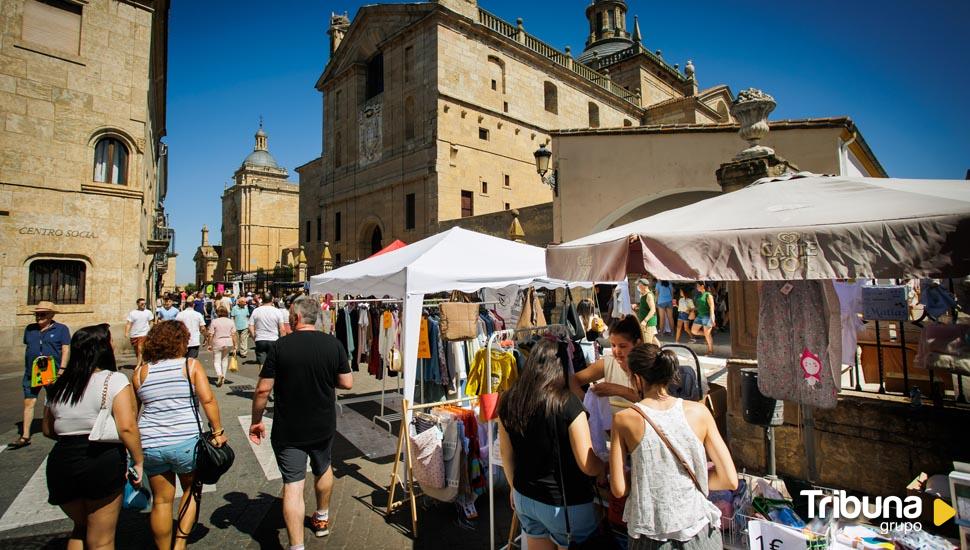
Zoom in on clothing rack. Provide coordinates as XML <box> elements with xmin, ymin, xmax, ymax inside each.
<box><xmin>385</xmin><ymin>395</ymin><xmax>480</xmax><ymax>537</ymax></box>
<box><xmin>484</xmin><ymin>323</ymin><xmax>571</xmax><ymax>550</ymax></box>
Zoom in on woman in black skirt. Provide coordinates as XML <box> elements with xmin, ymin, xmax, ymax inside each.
<box><xmin>43</xmin><ymin>324</ymin><xmax>144</xmax><ymax>550</ymax></box>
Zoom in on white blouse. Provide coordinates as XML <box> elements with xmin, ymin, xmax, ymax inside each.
<box><xmin>48</xmin><ymin>370</ymin><xmax>130</xmax><ymax>436</ymax></box>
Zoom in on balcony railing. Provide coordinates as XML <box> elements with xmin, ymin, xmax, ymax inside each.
<box><xmin>477</xmin><ymin>8</ymin><xmax>640</xmax><ymax>107</ymax></box>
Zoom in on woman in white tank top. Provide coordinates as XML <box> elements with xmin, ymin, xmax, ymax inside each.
<box><xmin>610</xmin><ymin>345</ymin><xmax>738</xmax><ymax>550</ymax></box>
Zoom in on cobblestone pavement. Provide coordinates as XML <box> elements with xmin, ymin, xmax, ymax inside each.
<box><xmin>0</xmin><ymin>346</ymin><xmax>517</xmax><ymax>549</ymax></box>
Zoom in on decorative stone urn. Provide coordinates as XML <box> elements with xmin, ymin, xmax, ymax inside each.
<box><xmin>731</xmin><ymin>88</ymin><xmax>776</xmax><ymax>160</ymax></box>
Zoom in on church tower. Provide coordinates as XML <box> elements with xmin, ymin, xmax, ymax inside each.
<box><xmin>579</xmin><ymin>0</ymin><xmax>633</xmax><ymax>64</ymax></box>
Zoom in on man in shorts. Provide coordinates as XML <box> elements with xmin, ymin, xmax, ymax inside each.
<box><xmin>249</xmin><ymin>292</ymin><xmax>286</xmax><ymax>366</ymax></box>
<box><xmin>9</xmin><ymin>301</ymin><xmax>70</xmax><ymax>450</ymax></box>
<box><xmin>249</xmin><ymin>296</ymin><xmax>353</xmax><ymax>546</ymax></box>
<box><xmin>125</xmin><ymin>298</ymin><xmax>154</xmax><ymax>368</ymax></box>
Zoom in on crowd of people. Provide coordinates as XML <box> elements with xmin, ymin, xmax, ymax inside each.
<box><xmin>12</xmin><ymin>282</ymin><xmax>737</xmax><ymax>550</ymax></box>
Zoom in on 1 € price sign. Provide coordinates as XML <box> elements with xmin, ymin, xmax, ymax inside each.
<box><xmin>749</xmin><ymin>519</ymin><xmax>813</xmax><ymax>550</ymax></box>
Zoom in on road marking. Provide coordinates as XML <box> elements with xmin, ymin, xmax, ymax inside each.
<box><xmin>337</xmin><ymin>404</ymin><xmax>397</xmax><ymax>459</ymax></box>
<box><xmin>238</xmin><ymin>415</ymin><xmax>310</xmax><ymax>481</ymax></box>
<box><xmin>0</xmin><ymin>458</ymin><xmax>66</xmax><ymax>531</ymax></box>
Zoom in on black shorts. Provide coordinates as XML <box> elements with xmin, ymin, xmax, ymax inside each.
<box><xmin>186</xmin><ymin>346</ymin><xmax>200</xmax><ymax>358</ymax></box>
<box><xmin>272</xmin><ymin>436</ymin><xmax>334</xmax><ymax>484</ymax></box>
<box><xmin>47</xmin><ymin>435</ymin><xmax>126</xmax><ymax>505</ymax></box>
<box><xmin>255</xmin><ymin>340</ymin><xmax>274</xmax><ymax>364</ymax></box>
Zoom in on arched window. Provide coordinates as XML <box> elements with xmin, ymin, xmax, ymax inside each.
<box><xmin>93</xmin><ymin>137</ymin><xmax>128</xmax><ymax>184</ymax></box>
<box><xmin>28</xmin><ymin>259</ymin><xmax>86</xmax><ymax>305</ymax></box>
<box><xmin>544</xmin><ymin>81</ymin><xmax>558</xmax><ymax>114</ymax></box>
<box><xmin>588</xmin><ymin>102</ymin><xmax>600</xmax><ymax>128</ymax></box>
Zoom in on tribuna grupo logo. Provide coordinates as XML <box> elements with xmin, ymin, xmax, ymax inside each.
<box><xmin>802</xmin><ymin>490</ymin><xmax>952</xmax><ymax>533</ymax></box>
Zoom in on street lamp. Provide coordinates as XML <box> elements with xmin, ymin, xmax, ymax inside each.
<box><xmin>533</xmin><ymin>143</ymin><xmax>557</xmax><ymax>196</ymax></box>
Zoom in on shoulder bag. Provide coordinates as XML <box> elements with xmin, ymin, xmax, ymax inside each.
<box><xmin>89</xmin><ymin>372</ymin><xmax>122</xmax><ymax>443</ymax></box>
<box><xmin>439</xmin><ymin>302</ymin><xmax>479</xmax><ymax>341</ymax></box>
<box><xmin>186</xmin><ymin>360</ymin><xmax>235</xmax><ymax>485</ymax></box>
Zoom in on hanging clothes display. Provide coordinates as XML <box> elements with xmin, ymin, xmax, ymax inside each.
<box><xmin>583</xmin><ymin>389</ymin><xmax>611</xmax><ymax>462</ymax></box>
<box><xmin>833</xmin><ymin>280</ymin><xmax>866</xmax><ymax>365</ymax></box>
<box><xmin>357</xmin><ymin>304</ymin><xmax>371</xmax><ymax>366</ymax></box>
<box><xmin>368</xmin><ymin>306</ymin><xmax>383</xmax><ymax>380</ymax></box>
<box><xmin>757</xmin><ymin>280</ymin><xmax>843</xmax><ymax>409</ymax></box>
<box><xmin>612</xmin><ymin>282</ymin><xmax>633</xmax><ymax>318</ymax></box>
<box><xmin>464</xmin><ymin>348</ymin><xmax>518</xmax><ymax>395</ymax></box>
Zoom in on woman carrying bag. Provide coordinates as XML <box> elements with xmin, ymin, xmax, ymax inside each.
<box><xmin>610</xmin><ymin>345</ymin><xmax>737</xmax><ymax>550</ymax></box>
<box><xmin>43</xmin><ymin>324</ymin><xmax>144</xmax><ymax>550</ymax></box>
<box><xmin>135</xmin><ymin>320</ymin><xmax>228</xmax><ymax>550</ymax></box>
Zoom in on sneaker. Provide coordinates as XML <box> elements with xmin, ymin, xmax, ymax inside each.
<box><xmin>310</xmin><ymin>515</ymin><xmax>330</xmax><ymax>537</ymax></box>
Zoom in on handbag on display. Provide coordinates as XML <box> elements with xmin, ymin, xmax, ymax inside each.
<box><xmin>409</xmin><ymin>425</ymin><xmax>446</xmax><ymax>489</ymax></box>
<box><xmin>439</xmin><ymin>302</ymin><xmax>479</xmax><ymax>341</ymax></box>
<box><xmin>561</xmin><ymin>287</ymin><xmax>585</xmax><ymax>342</ymax></box>
<box><xmin>89</xmin><ymin>373</ymin><xmax>121</xmax><ymax>443</ymax></box>
<box><xmin>516</xmin><ymin>288</ymin><xmax>547</xmax><ymax>330</ymax></box>
<box><xmin>388</xmin><ymin>349</ymin><xmax>403</xmax><ymax>372</ymax></box>
<box><xmin>186</xmin><ymin>360</ymin><xmax>235</xmax><ymax>485</ymax></box>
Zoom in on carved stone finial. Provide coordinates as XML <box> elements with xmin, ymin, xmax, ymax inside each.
<box><xmin>730</xmin><ymin>88</ymin><xmax>777</xmax><ymax>160</ymax></box>
<box><xmin>655</xmin><ymin>49</ymin><xmax>662</xmax><ymax>58</ymax></box>
<box><xmin>508</xmin><ymin>209</ymin><xmax>526</xmax><ymax>243</ymax></box>
<box><xmin>685</xmin><ymin>59</ymin><xmax>695</xmax><ymax>79</ymax></box>
<box><xmin>565</xmin><ymin>45</ymin><xmax>572</xmax><ymax>57</ymax></box>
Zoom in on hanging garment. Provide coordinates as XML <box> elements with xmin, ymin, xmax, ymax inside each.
<box><xmin>583</xmin><ymin>389</ymin><xmax>611</xmax><ymax>462</ymax></box>
<box><xmin>357</xmin><ymin>304</ymin><xmax>371</xmax><ymax>365</ymax></box>
<box><xmin>833</xmin><ymin>280</ymin><xmax>866</xmax><ymax>365</ymax></box>
<box><xmin>420</xmin><ymin>317</ymin><xmax>442</xmax><ymax>385</ymax></box>
<box><xmin>430</xmin><ymin>317</ymin><xmax>451</xmax><ymax>390</ymax></box>
<box><xmin>409</xmin><ymin>424</ymin><xmax>446</xmax><ymax>489</ymax></box>
<box><xmin>368</xmin><ymin>308</ymin><xmax>383</xmax><ymax>380</ymax></box>
<box><xmin>612</xmin><ymin>282</ymin><xmax>633</xmax><ymax>318</ymax></box>
<box><xmin>336</xmin><ymin>306</ymin><xmax>351</xmax><ymax>363</ymax></box>
<box><xmin>418</xmin><ymin>317</ymin><xmax>432</xmax><ymax>360</ymax></box>
<box><xmin>379</xmin><ymin>310</ymin><xmax>399</xmax><ymax>367</ymax></box>
<box><xmin>321</xmin><ymin>304</ymin><xmax>333</xmax><ymax>334</ymax></box>
<box><xmin>349</xmin><ymin>306</ymin><xmax>361</xmax><ymax>370</ymax></box>
<box><xmin>343</xmin><ymin>306</ymin><xmax>355</xmax><ymax>359</ymax></box>
<box><xmin>757</xmin><ymin>281</ymin><xmax>842</xmax><ymax>409</ymax></box>
<box><xmin>420</xmin><ymin>414</ymin><xmax>461</xmax><ymax>502</ymax></box>
<box><xmin>448</xmin><ymin>341</ymin><xmax>468</xmax><ymax>382</ymax></box>
<box><xmin>920</xmin><ymin>280</ymin><xmax>958</xmax><ymax>319</ymax></box>
<box><xmin>464</xmin><ymin>349</ymin><xmax>518</xmax><ymax>396</ymax></box>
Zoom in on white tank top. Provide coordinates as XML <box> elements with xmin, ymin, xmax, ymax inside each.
<box><xmin>623</xmin><ymin>400</ymin><xmax>722</xmax><ymax>541</ymax></box>
<box><xmin>603</xmin><ymin>355</ymin><xmax>635</xmax><ymax>412</ymax></box>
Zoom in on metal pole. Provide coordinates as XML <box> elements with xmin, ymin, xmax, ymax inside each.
<box><xmin>899</xmin><ymin>321</ymin><xmax>909</xmax><ymax>394</ymax></box>
<box><xmin>765</xmin><ymin>426</ymin><xmax>776</xmax><ymax>477</ymax></box>
<box><xmin>875</xmin><ymin>320</ymin><xmax>886</xmax><ymax>393</ymax></box>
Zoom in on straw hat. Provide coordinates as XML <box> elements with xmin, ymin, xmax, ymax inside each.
<box><xmin>32</xmin><ymin>301</ymin><xmax>58</xmax><ymax>314</ymax></box>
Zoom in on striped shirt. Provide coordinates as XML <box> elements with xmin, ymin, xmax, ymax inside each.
<box><xmin>137</xmin><ymin>358</ymin><xmax>200</xmax><ymax>449</ymax></box>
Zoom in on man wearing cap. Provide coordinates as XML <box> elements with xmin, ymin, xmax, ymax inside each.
<box><xmin>9</xmin><ymin>301</ymin><xmax>71</xmax><ymax>450</ymax></box>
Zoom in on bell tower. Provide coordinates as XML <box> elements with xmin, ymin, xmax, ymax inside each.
<box><xmin>584</xmin><ymin>0</ymin><xmax>631</xmax><ymax>49</ymax></box>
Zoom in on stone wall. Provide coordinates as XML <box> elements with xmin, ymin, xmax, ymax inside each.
<box><xmin>0</xmin><ymin>0</ymin><xmax>166</xmax><ymax>362</ymax></box>
<box><xmin>436</xmin><ymin>202</ymin><xmax>553</xmax><ymax>246</ymax></box>
<box><xmin>724</xmin><ymin>363</ymin><xmax>970</xmax><ymax>498</ymax></box>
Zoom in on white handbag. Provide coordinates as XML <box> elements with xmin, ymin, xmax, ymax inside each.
<box><xmin>88</xmin><ymin>372</ymin><xmax>121</xmax><ymax>443</ymax></box>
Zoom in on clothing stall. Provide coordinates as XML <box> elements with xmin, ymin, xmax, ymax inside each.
<box><xmin>544</xmin><ymin>172</ymin><xmax>970</xmax><ymax>549</ymax></box>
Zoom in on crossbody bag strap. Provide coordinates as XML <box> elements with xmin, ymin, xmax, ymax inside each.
<box><xmin>99</xmin><ymin>372</ymin><xmax>113</xmax><ymax>410</ymax></box>
<box><xmin>183</xmin><ymin>359</ymin><xmax>204</xmax><ymax>437</ymax></box>
<box><xmin>548</xmin><ymin>415</ymin><xmax>573</xmax><ymax>543</ymax></box>
<box><xmin>629</xmin><ymin>404</ymin><xmax>703</xmax><ymax>493</ymax></box>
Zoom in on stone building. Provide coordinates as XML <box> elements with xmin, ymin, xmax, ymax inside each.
<box><xmin>193</xmin><ymin>124</ymin><xmax>300</xmax><ymax>287</ymax></box>
<box><xmin>0</xmin><ymin>0</ymin><xmax>171</xmax><ymax>360</ymax></box>
<box><xmin>299</xmin><ymin>0</ymin><xmax>735</xmax><ymax>271</ymax></box>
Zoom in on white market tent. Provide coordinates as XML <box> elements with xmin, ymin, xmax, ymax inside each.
<box><xmin>310</xmin><ymin>227</ymin><xmax>554</xmax><ymax>405</ymax></box>
<box><xmin>546</xmin><ymin>173</ymin><xmax>970</xmax><ymax>282</ymax></box>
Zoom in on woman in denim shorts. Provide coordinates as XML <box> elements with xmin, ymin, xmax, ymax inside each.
<box><xmin>134</xmin><ymin>321</ymin><xmax>228</xmax><ymax>550</ymax></box>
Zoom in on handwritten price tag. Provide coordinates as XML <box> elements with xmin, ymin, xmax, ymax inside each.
<box><xmin>749</xmin><ymin>519</ymin><xmax>813</xmax><ymax>550</ymax></box>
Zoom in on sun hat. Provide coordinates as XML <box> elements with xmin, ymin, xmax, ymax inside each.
<box><xmin>32</xmin><ymin>301</ymin><xmax>58</xmax><ymax>313</ymax></box>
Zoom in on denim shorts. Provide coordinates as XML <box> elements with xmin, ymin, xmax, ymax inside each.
<box><xmin>513</xmin><ymin>490</ymin><xmax>597</xmax><ymax>547</ymax></box>
<box><xmin>678</xmin><ymin>312</ymin><xmax>690</xmax><ymax>322</ymax></box>
<box><xmin>658</xmin><ymin>301</ymin><xmax>673</xmax><ymax>309</ymax></box>
<box><xmin>144</xmin><ymin>435</ymin><xmax>199</xmax><ymax>477</ymax></box>
<box><xmin>694</xmin><ymin>316</ymin><xmax>713</xmax><ymax>328</ymax></box>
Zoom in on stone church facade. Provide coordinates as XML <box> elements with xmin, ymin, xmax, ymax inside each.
<box><xmin>194</xmin><ymin>125</ymin><xmax>300</xmax><ymax>287</ymax></box>
<box><xmin>299</xmin><ymin>0</ymin><xmax>734</xmax><ymax>271</ymax></box>
<box><xmin>0</xmin><ymin>0</ymin><xmax>171</xmax><ymax>358</ymax></box>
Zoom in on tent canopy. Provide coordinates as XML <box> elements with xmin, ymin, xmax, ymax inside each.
<box><xmin>310</xmin><ymin>227</ymin><xmax>548</xmax><ymax>297</ymax></box>
<box><xmin>547</xmin><ymin>174</ymin><xmax>970</xmax><ymax>282</ymax></box>
<box><xmin>370</xmin><ymin>239</ymin><xmax>407</xmax><ymax>258</ymax></box>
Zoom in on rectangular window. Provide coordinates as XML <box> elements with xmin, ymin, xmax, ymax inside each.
<box><xmin>481</xmin><ymin>181</ymin><xmax>488</xmax><ymax>195</ymax></box>
<box><xmin>460</xmin><ymin>190</ymin><xmax>473</xmax><ymax>218</ymax></box>
<box><xmin>28</xmin><ymin>259</ymin><xmax>86</xmax><ymax>305</ymax></box>
<box><xmin>504</xmin><ymin>174</ymin><xmax>510</xmax><ymax>188</ymax></box>
<box><xmin>404</xmin><ymin>46</ymin><xmax>414</xmax><ymax>83</ymax></box>
<box><xmin>503</xmin><ymin>101</ymin><xmax>508</xmax><ymax>113</ymax></box>
<box><xmin>335</xmin><ymin>253</ymin><xmax>342</xmax><ymax>265</ymax></box>
<box><xmin>505</xmin><ymin>202</ymin><xmax>511</xmax><ymax>210</ymax></box>
<box><xmin>334</xmin><ymin>211</ymin><xmax>342</xmax><ymax>242</ymax></box>
<box><xmin>365</xmin><ymin>53</ymin><xmax>384</xmax><ymax>100</ymax></box>
<box><xmin>316</xmin><ymin>216</ymin><xmax>322</xmax><ymax>241</ymax></box>
<box><xmin>491</xmin><ymin>79</ymin><xmax>497</xmax><ymax>91</ymax></box>
<box><xmin>305</xmin><ymin>220</ymin><xmax>311</xmax><ymax>242</ymax></box>
<box><xmin>405</xmin><ymin>193</ymin><xmax>416</xmax><ymax>230</ymax></box>
<box><xmin>22</xmin><ymin>0</ymin><xmax>82</xmax><ymax>56</ymax></box>
<box><xmin>478</xmin><ymin>127</ymin><xmax>489</xmax><ymax>141</ymax></box>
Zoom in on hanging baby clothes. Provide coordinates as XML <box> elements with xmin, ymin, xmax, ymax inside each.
<box><xmin>757</xmin><ymin>280</ymin><xmax>843</xmax><ymax>409</ymax></box>
<box><xmin>420</xmin><ymin>413</ymin><xmax>461</xmax><ymax>502</ymax></box>
<box><xmin>833</xmin><ymin>280</ymin><xmax>866</xmax><ymax>366</ymax></box>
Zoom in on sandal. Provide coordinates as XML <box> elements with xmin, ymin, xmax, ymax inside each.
<box><xmin>7</xmin><ymin>436</ymin><xmax>31</xmax><ymax>450</ymax></box>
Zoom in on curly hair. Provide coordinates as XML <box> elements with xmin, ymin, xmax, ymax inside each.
<box><xmin>142</xmin><ymin>320</ymin><xmax>189</xmax><ymax>363</ymax></box>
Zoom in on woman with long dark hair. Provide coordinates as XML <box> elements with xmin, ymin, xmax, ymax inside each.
<box><xmin>610</xmin><ymin>345</ymin><xmax>737</xmax><ymax>549</ymax></box>
<box><xmin>498</xmin><ymin>339</ymin><xmax>604</xmax><ymax>549</ymax></box>
<box><xmin>42</xmin><ymin>324</ymin><xmax>144</xmax><ymax>550</ymax></box>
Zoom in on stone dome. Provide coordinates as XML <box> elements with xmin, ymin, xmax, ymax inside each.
<box><xmin>243</xmin><ymin>149</ymin><xmax>280</xmax><ymax>168</ymax></box>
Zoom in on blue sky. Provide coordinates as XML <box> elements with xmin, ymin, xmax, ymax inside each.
<box><xmin>166</xmin><ymin>0</ymin><xmax>970</xmax><ymax>284</ymax></box>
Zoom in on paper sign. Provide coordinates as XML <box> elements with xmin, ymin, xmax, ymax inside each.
<box><xmin>780</xmin><ymin>283</ymin><xmax>794</xmax><ymax>296</ymax></box>
<box><xmin>749</xmin><ymin>519</ymin><xmax>812</xmax><ymax>550</ymax></box>
<box><xmin>861</xmin><ymin>286</ymin><xmax>908</xmax><ymax>320</ymax></box>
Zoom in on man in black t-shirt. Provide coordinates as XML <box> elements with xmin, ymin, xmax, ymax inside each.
<box><xmin>249</xmin><ymin>295</ymin><xmax>352</xmax><ymax>545</ymax></box>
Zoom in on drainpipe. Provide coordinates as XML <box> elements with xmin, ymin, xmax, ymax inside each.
<box><xmin>839</xmin><ymin>130</ymin><xmax>858</xmax><ymax>176</ymax></box>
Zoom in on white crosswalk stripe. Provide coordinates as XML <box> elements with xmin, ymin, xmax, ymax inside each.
<box><xmin>237</xmin><ymin>415</ymin><xmax>310</xmax><ymax>480</ymax></box>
